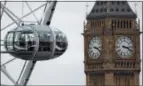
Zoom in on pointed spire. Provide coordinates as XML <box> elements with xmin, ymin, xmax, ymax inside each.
<box><xmin>86</xmin><ymin>1</ymin><xmax>137</xmax><ymax>20</ymax></box>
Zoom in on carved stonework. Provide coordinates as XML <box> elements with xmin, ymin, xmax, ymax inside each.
<box><xmin>84</xmin><ymin>1</ymin><xmax>140</xmax><ymax>86</ymax></box>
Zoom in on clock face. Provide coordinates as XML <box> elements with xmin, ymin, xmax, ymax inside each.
<box><xmin>88</xmin><ymin>36</ymin><xmax>102</xmax><ymax>59</ymax></box>
<box><xmin>115</xmin><ymin>36</ymin><xmax>134</xmax><ymax>58</ymax></box>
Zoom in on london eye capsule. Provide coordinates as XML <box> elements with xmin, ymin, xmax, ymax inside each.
<box><xmin>4</xmin><ymin>25</ymin><xmax>68</xmax><ymax>61</ymax></box>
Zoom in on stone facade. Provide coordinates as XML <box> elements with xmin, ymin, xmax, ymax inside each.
<box><xmin>83</xmin><ymin>1</ymin><xmax>141</xmax><ymax>86</ymax></box>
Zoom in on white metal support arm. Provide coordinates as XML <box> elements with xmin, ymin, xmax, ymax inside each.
<box><xmin>1</xmin><ymin>3</ymin><xmax>22</xmax><ymax>25</ymax></box>
<box><xmin>1</xmin><ymin>3</ymin><xmax>47</xmax><ymax>31</ymax></box>
<box><xmin>1</xmin><ymin>1</ymin><xmax>7</xmax><ymax>19</ymax></box>
<box><xmin>1</xmin><ymin>66</ymin><xmax>17</xmax><ymax>85</ymax></box>
<box><xmin>16</xmin><ymin>0</ymin><xmax>57</xmax><ymax>86</ymax></box>
<box><xmin>18</xmin><ymin>61</ymin><xmax>36</xmax><ymax>86</ymax></box>
<box><xmin>41</xmin><ymin>0</ymin><xmax>57</xmax><ymax>25</ymax></box>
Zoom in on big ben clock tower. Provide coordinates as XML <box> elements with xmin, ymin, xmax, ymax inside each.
<box><xmin>83</xmin><ymin>1</ymin><xmax>141</xmax><ymax>86</ymax></box>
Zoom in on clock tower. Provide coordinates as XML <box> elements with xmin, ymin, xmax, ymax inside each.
<box><xmin>83</xmin><ymin>1</ymin><xmax>141</xmax><ymax>86</ymax></box>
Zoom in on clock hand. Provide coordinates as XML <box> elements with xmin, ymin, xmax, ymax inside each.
<box><xmin>93</xmin><ymin>46</ymin><xmax>100</xmax><ymax>52</ymax></box>
<box><xmin>122</xmin><ymin>45</ymin><xmax>133</xmax><ymax>52</ymax></box>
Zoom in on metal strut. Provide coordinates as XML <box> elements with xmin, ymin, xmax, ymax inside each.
<box><xmin>41</xmin><ymin>1</ymin><xmax>57</xmax><ymax>25</ymax></box>
<box><xmin>16</xmin><ymin>1</ymin><xmax>57</xmax><ymax>85</ymax></box>
<box><xmin>1</xmin><ymin>1</ymin><xmax>57</xmax><ymax>86</ymax></box>
<box><xmin>18</xmin><ymin>61</ymin><xmax>36</xmax><ymax>86</ymax></box>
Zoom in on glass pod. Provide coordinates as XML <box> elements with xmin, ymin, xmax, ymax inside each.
<box><xmin>4</xmin><ymin>25</ymin><xmax>68</xmax><ymax>61</ymax></box>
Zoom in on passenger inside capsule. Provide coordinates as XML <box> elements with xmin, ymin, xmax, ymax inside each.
<box><xmin>14</xmin><ymin>31</ymin><xmax>35</xmax><ymax>51</ymax></box>
<box><xmin>38</xmin><ymin>32</ymin><xmax>52</xmax><ymax>52</ymax></box>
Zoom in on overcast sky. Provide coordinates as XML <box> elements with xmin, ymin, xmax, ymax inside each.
<box><xmin>1</xmin><ymin>0</ymin><xmax>142</xmax><ymax>85</ymax></box>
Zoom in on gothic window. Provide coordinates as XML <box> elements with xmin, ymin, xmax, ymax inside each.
<box><xmin>127</xmin><ymin>8</ymin><xmax>131</xmax><ymax>12</ymax></box>
<box><xmin>116</xmin><ymin>8</ymin><xmax>119</xmax><ymax>12</ymax></box>
<box><xmin>126</xmin><ymin>20</ymin><xmax>128</xmax><ymax>28</ymax></box>
<box><xmin>96</xmin><ymin>9</ymin><xmax>99</xmax><ymax>13</ymax></box>
<box><xmin>121</xmin><ymin>8</ymin><xmax>125</xmax><ymax>12</ymax></box>
<box><xmin>91</xmin><ymin>21</ymin><xmax>93</xmax><ymax>28</ymax></box>
<box><xmin>104</xmin><ymin>8</ymin><xmax>107</xmax><ymax>12</ymax></box>
<box><xmin>121</xmin><ymin>20</ymin><xmax>122</xmax><ymax>28</ymax></box>
<box><xmin>111</xmin><ymin>20</ymin><xmax>114</xmax><ymax>28</ymax></box>
<box><xmin>122</xmin><ymin>1</ymin><xmax>126</xmax><ymax>5</ymax></box>
<box><xmin>101</xmin><ymin>2</ymin><xmax>103</xmax><ymax>5</ymax></box>
<box><xmin>111</xmin><ymin>20</ymin><xmax>113</xmax><ymax>28</ymax></box>
<box><xmin>122</xmin><ymin>20</ymin><xmax>124</xmax><ymax>28</ymax></box>
<box><xmin>110</xmin><ymin>8</ymin><xmax>114</xmax><ymax>12</ymax></box>
<box><xmin>129</xmin><ymin>20</ymin><xmax>132</xmax><ymax>28</ymax></box>
<box><xmin>118</xmin><ymin>20</ymin><xmax>121</xmax><ymax>28</ymax></box>
<box><xmin>123</xmin><ymin>20</ymin><xmax>126</xmax><ymax>28</ymax></box>
<box><xmin>97</xmin><ymin>21</ymin><xmax>99</xmax><ymax>27</ymax></box>
<box><xmin>127</xmin><ymin>62</ymin><xmax>129</xmax><ymax>68</ymax></box>
<box><xmin>114</xmin><ymin>20</ymin><xmax>116</xmax><ymax>28</ymax></box>
<box><xmin>117</xmin><ymin>20</ymin><xmax>120</xmax><ymax>28</ymax></box>
<box><xmin>92</xmin><ymin>10</ymin><xmax>95</xmax><ymax>13</ymax></box>
<box><xmin>117</xmin><ymin>1</ymin><xmax>120</xmax><ymax>5</ymax></box>
<box><xmin>95</xmin><ymin>21</ymin><xmax>97</xmax><ymax>27</ymax></box>
<box><xmin>100</xmin><ymin>8</ymin><xmax>103</xmax><ymax>12</ymax></box>
<box><xmin>112</xmin><ymin>1</ymin><xmax>114</xmax><ymax>5</ymax></box>
<box><xmin>101</xmin><ymin>21</ymin><xmax>104</xmax><ymax>27</ymax></box>
<box><xmin>93</xmin><ymin>21</ymin><xmax>95</xmax><ymax>31</ymax></box>
<box><xmin>90</xmin><ymin>21</ymin><xmax>92</xmax><ymax>27</ymax></box>
<box><xmin>114</xmin><ymin>73</ymin><xmax>135</xmax><ymax>86</ymax></box>
<box><xmin>96</xmin><ymin>2</ymin><xmax>99</xmax><ymax>5</ymax></box>
<box><xmin>104</xmin><ymin>1</ymin><xmax>107</xmax><ymax>5</ymax></box>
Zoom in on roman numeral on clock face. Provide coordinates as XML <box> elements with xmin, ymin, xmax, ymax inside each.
<box><xmin>115</xmin><ymin>36</ymin><xmax>134</xmax><ymax>58</ymax></box>
<box><xmin>88</xmin><ymin>36</ymin><xmax>102</xmax><ymax>59</ymax></box>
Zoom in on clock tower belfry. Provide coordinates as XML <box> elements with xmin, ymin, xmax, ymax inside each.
<box><xmin>83</xmin><ymin>1</ymin><xmax>141</xmax><ymax>86</ymax></box>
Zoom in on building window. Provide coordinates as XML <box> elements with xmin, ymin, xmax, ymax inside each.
<box><xmin>92</xmin><ymin>10</ymin><xmax>95</xmax><ymax>13</ymax></box>
<box><xmin>125</xmin><ymin>20</ymin><xmax>128</xmax><ymax>28</ymax></box>
<box><xmin>100</xmin><ymin>8</ymin><xmax>103</xmax><ymax>12</ymax></box>
<box><xmin>121</xmin><ymin>9</ymin><xmax>125</xmax><ymax>12</ymax></box>
<box><xmin>110</xmin><ymin>8</ymin><xmax>114</xmax><ymax>12</ymax></box>
<box><xmin>112</xmin><ymin>1</ymin><xmax>114</xmax><ymax>5</ymax></box>
<box><xmin>122</xmin><ymin>20</ymin><xmax>124</xmax><ymax>28</ymax></box>
<box><xmin>116</xmin><ymin>8</ymin><xmax>119</xmax><ymax>12</ymax></box>
<box><xmin>126</xmin><ymin>20</ymin><xmax>129</xmax><ymax>28</ymax></box>
<box><xmin>96</xmin><ymin>9</ymin><xmax>99</xmax><ymax>13</ymax></box>
<box><xmin>117</xmin><ymin>20</ymin><xmax>120</xmax><ymax>28</ymax></box>
<box><xmin>117</xmin><ymin>1</ymin><xmax>120</xmax><ymax>5</ymax></box>
<box><xmin>121</xmin><ymin>20</ymin><xmax>123</xmax><ymax>28</ymax></box>
<box><xmin>111</xmin><ymin>20</ymin><xmax>114</xmax><ymax>28</ymax></box>
<box><xmin>122</xmin><ymin>1</ymin><xmax>126</xmax><ymax>5</ymax></box>
<box><xmin>123</xmin><ymin>20</ymin><xmax>126</xmax><ymax>28</ymax></box>
<box><xmin>127</xmin><ymin>8</ymin><xmax>131</xmax><ymax>12</ymax></box>
<box><xmin>115</xmin><ymin>20</ymin><xmax>116</xmax><ymax>28</ymax></box>
<box><xmin>104</xmin><ymin>8</ymin><xmax>107</xmax><ymax>12</ymax></box>
<box><xmin>112</xmin><ymin>20</ymin><xmax>116</xmax><ymax>28</ymax></box>
<box><xmin>96</xmin><ymin>2</ymin><xmax>99</xmax><ymax>5</ymax></box>
<box><xmin>129</xmin><ymin>20</ymin><xmax>132</xmax><ymax>28</ymax></box>
<box><xmin>104</xmin><ymin>1</ymin><xmax>107</xmax><ymax>5</ymax></box>
<box><xmin>118</xmin><ymin>20</ymin><xmax>120</xmax><ymax>28</ymax></box>
<box><xmin>101</xmin><ymin>1</ymin><xmax>103</xmax><ymax>5</ymax></box>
